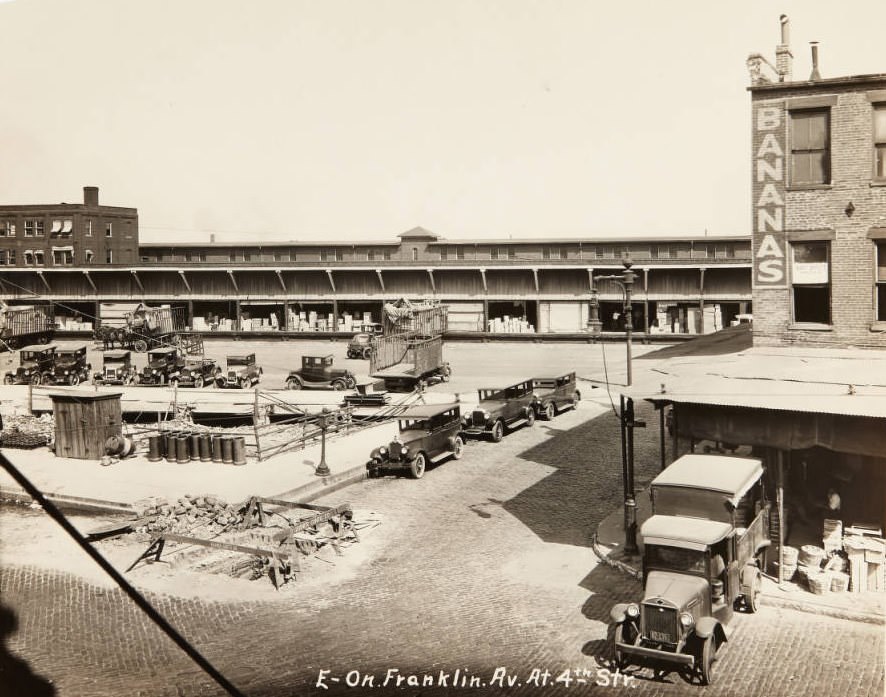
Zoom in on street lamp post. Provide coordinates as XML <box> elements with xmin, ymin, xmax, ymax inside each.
<box><xmin>593</xmin><ymin>258</ymin><xmax>636</xmax><ymax>386</ymax></box>
<box><xmin>315</xmin><ymin>407</ymin><xmax>331</xmax><ymax>477</ymax></box>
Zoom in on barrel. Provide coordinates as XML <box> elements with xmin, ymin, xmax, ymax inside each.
<box><xmin>165</xmin><ymin>432</ymin><xmax>179</xmax><ymax>463</ymax></box>
<box><xmin>232</xmin><ymin>436</ymin><xmax>246</xmax><ymax>466</ymax></box>
<box><xmin>104</xmin><ymin>435</ymin><xmax>135</xmax><ymax>458</ymax></box>
<box><xmin>199</xmin><ymin>434</ymin><xmax>212</xmax><ymax>462</ymax></box>
<box><xmin>189</xmin><ymin>433</ymin><xmax>201</xmax><ymax>461</ymax></box>
<box><xmin>221</xmin><ymin>436</ymin><xmax>234</xmax><ymax>464</ymax></box>
<box><xmin>176</xmin><ymin>435</ymin><xmax>190</xmax><ymax>464</ymax></box>
<box><xmin>211</xmin><ymin>435</ymin><xmax>223</xmax><ymax>463</ymax></box>
<box><xmin>147</xmin><ymin>434</ymin><xmax>163</xmax><ymax>462</ymax></box>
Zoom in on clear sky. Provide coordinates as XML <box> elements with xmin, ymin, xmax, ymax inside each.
<box><xmin>1</xmin><ymin>0</ymin><xmax>884</xmax><ymax>243</ymax></box>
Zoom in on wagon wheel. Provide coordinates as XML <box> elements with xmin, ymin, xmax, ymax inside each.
<box><xmin>409</xmin><ymin>452</ymin><xmax>427</xmax><ymax>479</ymax></box>
<box><xmin>745</xmin><ymin>567</ymin><xmax>762</xmax><ymax>613</ymax></box>
<box><xmin>543</xmin><ymin>402</ymin><xmax>556</xmax><ymax>420</ymax></box>
<box><xmin>133</xmin><ymin>339</ymin><xmax>148</xmax><ymax>353</ymax></box>
<box><xmin>194</xmin><ymin>375</ymin><xmax>205</xmax><ymax>389</ymax></box>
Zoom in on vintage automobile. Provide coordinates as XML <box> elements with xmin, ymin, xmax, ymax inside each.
<box><xmin>346</xmin><ymin>323</ymin><xmax>383</xmax><ymax>359</ymax></box>
<box><xmin>93</xmin><ymin>350</ymin><xmax>137</xmax><ymax>385</ymax></box>
<box><xmin>462</xmin><ymin>379</ymin><xmax>536</xmax><ymax>442</ymax></box>
<box><xmin>609</xmin><ymin>454</ymin><xmax>771</xmax><ymax>685</ymax></box>
<box><xmin>50</xmin><ymin>345</ymin><xmax>92</xmax><ymax>386</ymax></box>
<box><xmin>531</xmin><ymin>372</ymin><xmax>582</xmax><ymax>420</ymax></box>
<box><xmin>366</xmin><ymin>404</ymin><xmax>464</xmax><ymax>479</ymax></box>
<box><xmin>285</xmin><ymin>355</ymin><xmax>357</xmax><ymax>391</ymax></box>
<box><xmin>173</xmin><ymin>357</ymin><xmax>220</xmax><ymax>388</ymax></box>
<box><xmin>138</xmin><ymin>349</ymin><xmax>181</xmax><ymax>386</ymax></box>
<box><xmin>3</xmin><ymin>345</ymin><xmax>58</xmax><ymax>385</ymax></box>
<box><xmin>218</xmin><ymin>353</ymin><xmax>263</xmax><ymax>389</ymax></box>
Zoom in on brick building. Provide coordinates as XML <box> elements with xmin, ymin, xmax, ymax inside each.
<box><xmin>748</xmin><ymin>17</ymin><xmax>886</xmax><ymax>348</ymax></box>
<box><xmin>0</xmin><ymin>186</ymin><xmax>139</xmax><ymax>268</ymax></box>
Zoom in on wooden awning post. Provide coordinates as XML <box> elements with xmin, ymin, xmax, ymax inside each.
<box><xmin>777</xmin><ymin>449</ymin><xmax>786</xmax><ymax>588</ymax></box>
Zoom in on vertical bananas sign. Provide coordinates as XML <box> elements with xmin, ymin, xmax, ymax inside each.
<box><xmin>753</xmin><ymin>105</ymin><xmax>788</xmax><ymax>288</ymax></box>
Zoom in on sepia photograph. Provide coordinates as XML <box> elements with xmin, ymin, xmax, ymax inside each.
<box><xmin>0</xmin><ymin>1</ymin><xmax>884</xmax><ymax>695</ymax></box>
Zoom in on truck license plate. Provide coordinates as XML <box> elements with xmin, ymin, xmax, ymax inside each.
<box><xmin>649</xmin><ymin>630</ymin><xmax>671</xmax><ymax>642</ymax></box>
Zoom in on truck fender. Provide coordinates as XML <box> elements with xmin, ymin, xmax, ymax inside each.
<box><xmin>609</xmin><ymin>603</ymin><xmax>629</xmax><ymax>624</ymax></box>
<box><xmin>753</xmin><ymin>539</ymin><xmax>772</xmax><ymax>555</ymax></box>
<box><xmin>695</xmin><ymin>617</ymin><xmax>727</xmax><ymax>644</ymax></box>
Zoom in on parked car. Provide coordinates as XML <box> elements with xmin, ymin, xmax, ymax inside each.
<box><xmin>50</xmin><ymin>345</ymin><xmax>92</xmax><ymax>386</ymax></box>
<box><xmin>3</xmin><ymin>345</ymin><xmax>57</xmax><ymax>385</ymax></box>
<box><xmin>174</xmin><ymin>357</ymin><xmax>220</xmax><ymax>388</ymax></box>
<box><xmin>285</xmin><ymin>355</ymin><xmax>356</xmax><ymax>390</ymax></box>
<box><xmin>138</xmin><ymin>349</ymin><xmax>181</xmax><ymax>386</ymax></box>
<box><xmin>366</xmin><ymin>404</ymin><xmax>464</xmax><ymax>479</ymax></box>
<box><xmin>347</xmin><ymin>323</ymin><xmax>383</xmax><ymax>359</ymax></box>
<box><xmin>93</xmin><ymin>350</ymin><xmax>137</xmax><ymax>385</ymax></box>
<box><xmin>532</xmin><ymin>372</ymin><xmax>581</xmax><ymax>420</ymax></box>
<box><xmin>609</xmin><ymin>454</ymin><xmax>771</xmax><ymax>685</ymax></box>
<box><xmin>218</xmin><ymin>353</ymin><xmax>262</xmax><ymax>389</ymax></box>
<box><xmin>462</xmin><ymin>379</ymin><xmax>536</xmax><ymax>442</ymax></box>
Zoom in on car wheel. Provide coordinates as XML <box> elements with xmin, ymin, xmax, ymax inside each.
<box><xmin>491</xmin><ymin>420</ymin><xmax>504</xmax><ymax>442</ymax></box>
<box><xmin>69</xmin><ymin>374</ymin><xmax>80</xmax><ymax>387</ymax></box>
<box><xmin>30</xmin><ymin>373</ymin><xmax>42</xmax><ymax>386</ymax></box>
<box><xmin>544</xmin><ymin>402</ymin><xmax>556</xmax><ymax>420</ymax></box>
<box><xmin>525</xmin><ymin>409</ymin><xmax>535</xmax><ymax>427</ymax></box>
<box><xmin>409</xmin><ymin>452</ymin><xmax>427</xmax><ymax>479</ymax></box>
<box><xmin>194</xmin><ymin>375</ymin><xmax>205</xmax><ymax>389</ymax></box>
<box><xmin>698</xmin><ymin>635</ymin><xmax>717</xmax><ymax>686</ymax></box>
<box><xmin>362</xmin><ymin>348</ymin><xmax>372</xmax><ymax>360</ymax></box>
<box><xmin>39</xmin><ymin>335</ymin><xmax>50</xmax><ymax>344</ymax></box>
<box><xmin>240</xmin><ymin>377</ymin><xmax>251</xmax><ymax>390</ymax></box>
<box><xmin>3</xmin><ymin>375</ymin><xmax>13</xmax><ymax>385</ymax></box>
<box><xmin>332</xmin><ymin>379</ymin><xmax>346</xmax><ymax>391</ymax></box>
<box><xmin>169</xmin><ymin>378</ymin><xmax>178</xmax><ymax>389</ymax></box>
<box><xmin>451</xmin><ymin>436</ymin><xmax>464</xmax><ymax>460</ymax></box>
<box><xmin>286</xmin><ymin>377</ymin><xmax>301</xmax><ymax>390</ymax></box>
<box><xmin>614</xmin><ymin>622</ymin><xmax>637</xmax><ymax>671</ymax></box>
<box><xmin>572</xmin><ymin>390</ymin><xmax>581</xmax><ymax>408</ymax></box>
<box><xmin>746</xmin><ymin>567</ymin><xmax>762</xmax><ymax>613</ymax></box>
<box><xmin>128</xmin><ymin>375</ymin><xmax>137</xmax><ymax>385</ymax></box>
<box><xmin>134</xmin><ymin>339</ymin><xmax>148</xmax><ymax>353</ymax></box>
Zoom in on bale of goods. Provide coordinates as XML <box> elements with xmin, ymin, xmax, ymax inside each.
<box><xmin>781</xmin><ymin>545</ymin><xmax>799</xmax><ymax>566</ymax></box>
<box><xmin>774</xmin><ymin>561</ymin><xmax>797</xmax><ymax>582</ymax></box>
<box><xmin>830</xmin><ymin>572</ymin><xmax>850</xmax><ymax>593</ymax></box>
<box><xmin>799</xmin><ymin>545</ymin><xmax>825</xmax><ymax>568</ymax></box>
<box><xmin>807</xmin><ymin>572</ymin><xmax>830</xmax><ymax>595</ymax></box>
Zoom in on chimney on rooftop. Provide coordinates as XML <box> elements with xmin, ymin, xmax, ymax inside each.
<box><xmin>83</xmin><ymin>186</ymin><xmax>99</xmax><ymax>207</ymax></box>
<box><xmin>776</xmin><ymin>15</ymin><xmax>793</xmax><ymax>82</ymax></box>
<box><xmin>809</xmin><ymin>42</ymin><xmax>822</xmax><ymax>81</ymax></box>
<box><xmin>210</xmin><ymin>233</ymin><xmax>216</xmax><ymax>244</ymax></box>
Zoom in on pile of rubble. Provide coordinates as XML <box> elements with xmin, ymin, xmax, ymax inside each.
<box><xmin>132</xmin><ymin>494</ymin><xmax>245</xmax><ymax>535</ymax></box>
<box><xmin>0</xmin><ymin>413</ymin><xmax>54</xmax><ymax>448</ymax></box>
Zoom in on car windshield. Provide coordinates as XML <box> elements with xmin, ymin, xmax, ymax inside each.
<box><xmin>644</xmin><ymin>545</ymin><xmax>707</xmax><ymax>575</ymax></box>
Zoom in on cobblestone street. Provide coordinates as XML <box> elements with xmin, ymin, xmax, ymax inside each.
<box><xmin>2</xmin><ymin>397</ymin><xmax>883</xmax><ymax>697</ymax></box>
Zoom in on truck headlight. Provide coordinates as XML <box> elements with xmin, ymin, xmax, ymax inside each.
<box><xmin>401</xmin><ymin>445</ymin><xmax>409</xmax><ymax>454</ymax></box>
<box><xmin>626</xmin><ymin>604</ymin><xmax>640</xmax><ymax>619</ymax></box>
<box><xmin>379</xmin><ymin>447</ymin><xmax>387</xmax><ymax>456</ymax></box>
<box><xmin>679</xmin><ymin>612</ymin><xmax>694</xmax><ymax>630</ymax></box>
<box><xmin>482</xmin><ymin>410</ymin><xmax>491</xmax><ymax>421</ymax></box>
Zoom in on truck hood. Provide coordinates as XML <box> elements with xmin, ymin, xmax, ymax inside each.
<box><xmin>644</xmin><ymin>570</ymin><xmax>708</xmax><ymax>609</ymax></box>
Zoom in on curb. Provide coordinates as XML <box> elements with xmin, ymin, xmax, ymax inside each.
<box><xmin>592</xmin><ymin>523</ymin><xmax>884</xmax><ymax>625</ymax></box>
<box><xmin>0</xmin><ymin>485</ymin><xmax>136</xmax><ymax>516</ymax></box>
<box><xmin>271</xmin><ymin>463</ymin><xmax>369</xmax><ymax>503</ymax></box>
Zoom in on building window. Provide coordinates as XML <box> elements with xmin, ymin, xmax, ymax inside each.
<box><xmin>875</xmin><ymin>104</ymin><xmax>886</xmax><ymax>180</ymax></box>
<box><xmin>321</xmin><ymin>248</ymin><xmax>338</xmax><ymax>262</ymax></box>
<box><xmin>439</xmin><ymin>248</ymin><xmax>448</xmax><ymax>261</ymax></box>
<box><xmin>877</xmin><ymin>241</ymin><xmax>886</xmax><ymax>321</ymax></box>
<box><xmin>0</xmin><ymin>221</ymin><xmax>13</xmax><ymax>237</ymax></box>
<box><xmin>7</xmin><ymin>250</ymin><xmax>15</xmax><ymax>265</ymax></box>
<box><xmin>0</xmin><ymin>250</ymin><xmax>7</xmax><ymax>265</ymax></box>
<box><xmin>34</xmin><ymin>251</ymin><xmax>44</xmax><ymax>265</ymax></box>
<box><xmin>455</xmin><ymin>247</ymin><xmax>465</xmax><ymax>260</ymax></box>
<box><xmin>86</xmin><ymin>250</ymin><xmax>95</xmax><ymax>264</ymax></box>
<box><xmin>52</xmin><ymin>249</ymin><xmax>74</xmax><ymax>266</ymax></box>
<box><xmin>24</xmin><ymin>219</ymin><xmax>44</xmax><ymax>237</ymax></box>
<box><xmin>274</xmin><ymin>251</ymin><xmax>290</xmax><ymax>262</ymax></box>
<box><xmin>790</xmin><ymin>109</ymin><xmax>830</xmax><ymax>185</ymax></box>
<box><xmin>106</xmin><ymin>249</ymin><xmax>113</xmax><ymax>264</ymax></box>
<box><xmin>595</xmin><ymin>246</ymin><xmax>613</xmax><ymax>259</ymax></box>
<box><xmin>656</xmin><ymin>246</ymin><xmax>675</xmax><ymax>260</ymax></box>
<box><xmin>85</xmin><ymin>220</ymin><xmax>93</xmax><ymax>237</ymax></box>
<box><xmin>791</xmin><ymin>241</ymin><xmax>830</xmax><ymax>324</ymax></box>
<box><xmin>412</xmin><ymin>248</ymin><xmax>418</xmax><ymax>261</ymax></box>
<box><xmin>105</xmin><ymin>222</ymin><xmax>113</xmax><ymax>237</ymax></box>
<box><xmin>543</xmin><ymin>247</ymin><xmax>561</xmax><ymax>260</ymax></box>
<box><xmin>186</xmin><ymin>252</ymin><xmax>207</xmax><ymax>262</ymax></box>
<box><xmin>243</xmin><ymin>252</ymin><xmax>252</xmax><ymax>262</ymax></box>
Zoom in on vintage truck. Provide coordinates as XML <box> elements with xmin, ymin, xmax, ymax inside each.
<box><xmin>3</xmin><ymin>345</ymin><xmax>58</xmax><ymax>385</ymax></box>
<box><xmin>93</xmin><ymin>350</ymin><xmax>137</xmax><ymax>386</ymax></box>
<box><xmin>531</xmin><ymin>372</ymin><xmax>582</xmax><ymax>420</ymax></box>
<box><xmin>462</xmin><ymin>379</ymin><xmax>537</xmax><ymax>442</ymax></box>
<box><xmin>50</xmin><ymin>345</ymin><xmax>92</xmax><ymax>386</ymax></box>
<box><xmin>218</xmin><ymin>353</ymin><xmax>262</xmax><ymax>389</ymax></box>
<box><xmin>285</xmin><ymin>355</ymin><xmax>357</xmax><ymax>391</ymax></box>
<box><xmin>609</xmin><ymin>454</ymin><xmax>770</xmax><ymax>685</ymax></box>
<box><xmin>366</xmin><ymin>404</ymin><xmax>465</xmax><ymax>479</ymax></box>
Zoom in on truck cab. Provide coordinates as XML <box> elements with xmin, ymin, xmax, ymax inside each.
<box><xmin>610</xmin><ymin>454</ymin><xmax>770</xmax><ymax>685</ymax></box>
<box><xmin>286</xmin><ymin>355</ymin><xmax>356</xmax><ymax>391</ymax></box>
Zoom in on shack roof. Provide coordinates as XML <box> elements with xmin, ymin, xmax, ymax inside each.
<box><xmin>652</xmin><ymin>454</ymin><xmax>763</xmax><ymax>500</ymax></box>
<box><xmin>641</xmin><ymin>514</ymin><xmax>734</xmax><ymax>550</ymax></box>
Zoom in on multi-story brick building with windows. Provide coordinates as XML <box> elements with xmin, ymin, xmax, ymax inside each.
<box><xmin>748</xmin><ymin>17</ymin><xmax>886</xmax><ymax>348</ymax></box>
<box><xmin>0</xmin><ymin>187</ymin><xmax>139</xmax><ymax>269</ymax></box>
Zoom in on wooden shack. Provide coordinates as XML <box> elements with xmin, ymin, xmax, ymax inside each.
<box><xmin>50</xmin><ymin>391</ymin><xmax>123</xmax><ymax>460</ymax></box>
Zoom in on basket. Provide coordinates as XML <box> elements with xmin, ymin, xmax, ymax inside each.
<box><xmin>781</xmin><ymin>545</ymin><xmax>799</xmax><ymax>566</ymax></box>
<box><xmin>830</xmin><ymin>572</ymin><xmax>850</xmax><ymax>593</ymax></box>
<box><xmin>774</xmin><ymin>561</ymin><xmax>797</xmax><ymax>582</ymax></box>
<box><xmin>807</xmin><ymin>572</ymin><xmax>830</xmax><ymax>595</ymax></box>
<box><xmin>799</xmin><ymin>545</ymin><xmax>825</xmax><ymax>568</ymax></box>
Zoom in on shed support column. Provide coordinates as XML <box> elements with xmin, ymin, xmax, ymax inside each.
<box><xmin>671</xmin><ymin>405</ymin><xmax>679</xmax><ymax>461</ymax></box>
<box><xmin>235</xmin><ymin>300</ymin><xmax>241</xmax><ymax>332</ymax></box>
<box><xmin>659</xmin><ymin>405</ymin><xmax>666</xmax><ymax>471</ymax></box>
<box><xmin>283</xmin><ymin>300</ymin><xmax>290</xmax><ymax>331</ymax></box>
<box><xmin>483</xmin><ymin>298</ymin><xmax>489</xmax><ymax>333</ymax></box>
<box><xmin>187</xmin><ymin>300</ymin><xmax>194</xmax><ymax>330</ymax></box>
<box><xmin>333</xmin><ymin>299</ymin><xmax>339</xmax><ymax>330</ymax></box>
<box><xmin>777</xmin><ymin>449</ymin><xmax>786</xmax><ymax>587</ymax></box>
<box><xmin>643</xmin><ymin>268</ymin><xmax>650</xmax><ymax>336</ymax></box>
<box><xmin>94</xmin><ymin>301</ymin><xmax>101</xmax><ymax>329</ymax></box>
